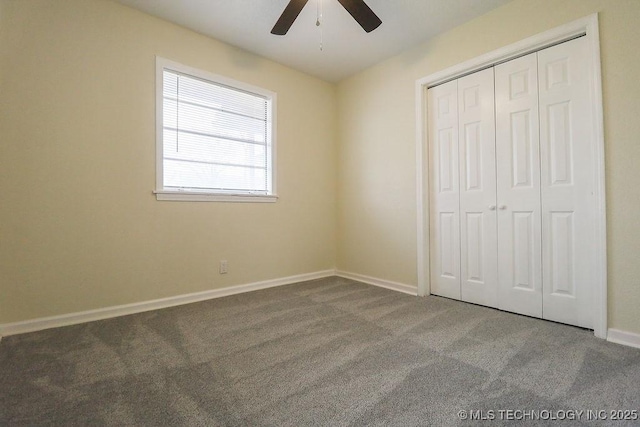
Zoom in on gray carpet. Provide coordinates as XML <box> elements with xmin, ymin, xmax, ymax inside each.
<box><xmin>1</xmin><ymin>277</ymin><xmax>639</xmax><ymax>426</ymax></box>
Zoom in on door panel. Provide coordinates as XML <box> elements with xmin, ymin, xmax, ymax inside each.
<box><xmin>512</xmin><ymin>211</ymin><xmax>535</xmax><ymax>290</ymax></box>
<box><xmin>428</xmin><ymin>80</ymin><xmax>461</xmax><ymax>299</ymax></box>
<box><xmin>510</xmin><ymin>110</ymin><xmax>534</xmax><ymax>188</ymax></box>
<box><xmin>538</xmin><ymin>37</ymin><xmax>594</xmax><ymax>328</ymax></box>
<box><xmin>548</xmin><ymin>101</ymin><xmax>573</xmax><ymax>185</ymax></box>
<box><xmin>438</xmin><ymin>128</ymin><xmax>455</xmax><ymax>192</ymax></box>
<box><xmin>457</xmin><ymin>68</ymin><xmax>498</xmax><ymax>307</ymax></box>
<box><xmin>549</xmin><ymin>211</ymin><xmax>574</xmax><ymax>296</ymax></box>
<box><xmin>464</xmin><ymin>122</ymin><xmax>482</xmax><ymax>191</ymax></box>
<box><xmin>495</xmin><ymin>53</ymin><xmax>543</xmax><ymax>318</ymax></box>
<box><xmin>465</xmin><ymin>212</ymin><xmax>484</xmax><ymax>282</ymax></box>
<box><xmin>439</xmin><ymin>212</ymin><xmax>458</xmax><ymax>278</ymax></box>
<box><xmin>427</xmin><ymin>38</ymin><xmax>595</xmax><ymax>330</ymax></box>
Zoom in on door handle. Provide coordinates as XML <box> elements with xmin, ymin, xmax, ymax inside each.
<box><xmin>499</xmin><ymin>205</ymin><xmax>507</xmax><ymax>210</ymax></box>
<box><xmin>489</xmin><ymin>205</ymin><xmax>496</xmax><ymax>210</ymax></box>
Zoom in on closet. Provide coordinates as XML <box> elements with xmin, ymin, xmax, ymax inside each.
<box><xmin>428</xmin><ymin>36</ymin><xmax>596</xmax><ymax>329</ymax></box>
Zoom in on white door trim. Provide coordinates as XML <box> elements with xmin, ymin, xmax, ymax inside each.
<box><xmin>415</xmin><ymin>14</ymin><xmax>607</xmax><ymax>338</ymax></box>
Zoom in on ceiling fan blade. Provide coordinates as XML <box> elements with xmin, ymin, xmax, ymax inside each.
<box><xmin>271</xmin><ymin>0</ymin><xmax>310</xmax><ymax>35</ymax></box>
<box><xmin>336</xmin><ymin>0</ymin><xmax>382</xmax><ymax>33</ymax></box>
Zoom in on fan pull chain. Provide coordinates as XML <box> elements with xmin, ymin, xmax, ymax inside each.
<box><xmin>316</xmin><ymin>0</ymin><xmax>323</xmax><ymax>51</ymax></box>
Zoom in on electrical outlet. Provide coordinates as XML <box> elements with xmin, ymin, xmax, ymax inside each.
<box><xmin>219</xmin><ymin>260</ymin><xmax>228</xmax><ymax>274</ymax></box>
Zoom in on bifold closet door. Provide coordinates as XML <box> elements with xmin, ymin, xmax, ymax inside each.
<box><xmin>538</xmin><ymin>37</ymin><xmax>595</xmax><ymax>329</ymax></box>
<box><xmin>495</xmin><ymin>53</ymin><xmax>543</xmax><ymax>318</ymax></box>
<box><xmin>428</xmin><ymin>80</ymin><xmax>461</xmax><ymax>300</ymax></box>
<box><xmin>458</xmin><ymin>68</ymin><xmax>499</xmax><ymax>308</ymax></box>
<box><xmin>429</xmin><ymin>37</ymin><xmax>595</xmax><ymax>329</ymax></box>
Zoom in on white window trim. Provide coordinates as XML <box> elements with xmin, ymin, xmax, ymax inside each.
<box><xmin>154</xmin><ymin>56</ymin><xmax>278</xmax><ymax>202</ymax></box>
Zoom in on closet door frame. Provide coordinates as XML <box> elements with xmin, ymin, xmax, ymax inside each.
<box><xmin>416</xmin><ymin>14</ymin><xmax>607</xmax><ymax>338</ymax></box>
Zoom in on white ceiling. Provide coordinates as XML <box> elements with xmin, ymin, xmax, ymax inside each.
<box><xmin>114</xmin><ymin>0</ymin><xmax>514</xmax><ymax>82</ymax></box>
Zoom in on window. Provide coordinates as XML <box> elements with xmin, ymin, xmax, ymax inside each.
<box><xmin>155</xmin><ymin>57</ymin><xmax>277</xmax><ymax>202</ymax></box>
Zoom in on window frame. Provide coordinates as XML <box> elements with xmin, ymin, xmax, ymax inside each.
<box><xmin>154</xmin><ymin>57</ymin><xmax>278</xmax><ymax>202</ymax></box>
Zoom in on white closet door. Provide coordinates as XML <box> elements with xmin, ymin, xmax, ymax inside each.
<box><xmin>458</xmin><ymin>68</ymin><xmax>499</xmax><ymax>307</ymax></box>
<box><xmin>495</xmin><ymin>53</ymin><xmax>543</xmax><ymax>318</ymax></box>
<box><xmin>428</xmin><ymin>80</ymin><xmax>461</xmax><ymax>299</ymax></box>
<box><xmin>538</xmin><ymin>37</ymin><xmax>595</xmax><ymax>328</ymax></box>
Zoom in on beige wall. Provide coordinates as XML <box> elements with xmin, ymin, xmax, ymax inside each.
<box><xmin>0</xmin><ymin>0</ymin><xmax>337</xmax><ymax>323</ymax></box>
<box><xmin>337</xmin><ymin>0</ymin><xmax>640</xmax><ymax>334</ymax></box>
<box><xmin>2</xmin><ymin>0</ymin><xmax>638</xmax><ymax>337</ymax></box>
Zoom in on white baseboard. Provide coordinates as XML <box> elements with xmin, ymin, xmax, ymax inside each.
<box><xmin>14</xmin><ymin>269</ymin><xmax>634</xmax><ymax>350</ymax></box>
<box><xmin>336</xmin><ymin>270</ymin><xmax>418</xmax><ymax>296</ymax></box>
<box><xmin>0</xmin><ymin>269</ymin><xmax>336</xmax><ymax>338</ymax></box>
<box><xmin>607</xmin><ymin>328</ymin><xmax>640</xmax><ymax>349</ymax></box>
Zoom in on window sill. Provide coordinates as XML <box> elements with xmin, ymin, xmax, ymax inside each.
<box><xmin>154</xmin><ymin>190</ymin><xmax>278</xmax><ymax>203</ymax></box>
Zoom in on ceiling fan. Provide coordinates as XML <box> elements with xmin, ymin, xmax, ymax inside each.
<box><xmin>271</xmin><ymin>0</ymin><xmax>382</xmax><ymax>35</ymax></box>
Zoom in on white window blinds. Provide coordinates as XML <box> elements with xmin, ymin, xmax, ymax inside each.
<box><xmin>160</xmin><ymin>67</ymin><xmax>273</xmax><ymax>196</ymax></box>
